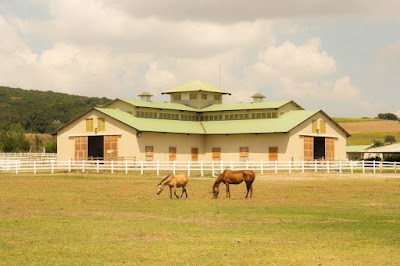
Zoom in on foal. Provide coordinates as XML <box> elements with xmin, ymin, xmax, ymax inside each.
<box><xmin>157</xmin><ymin>174</ymin><xmax>188</xmax><ymax>199</ymax></box>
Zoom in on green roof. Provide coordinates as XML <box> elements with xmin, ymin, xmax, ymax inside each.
<box><xmin>346</xmin><ymin>145</ymin><xmax>373</xmax><ymax>153</ymax></box>
<box><xmin>95</xmin><ymin>108</ymin><xmax>320</xmax><ymax>135</ymax></box>
<box><xmin>118</xmin><ymin>99</ymin><xmax>199</xmax><ymax>112</ymax></box>
<box><xmin>162</xmin><ymin>80</ymin><xmax>231</xmax><ymax>95</ymax></box>
<box><xmin>201</xmin><ymin>100</ymin><xmax>298</xmax><ymax>112</ymax></box>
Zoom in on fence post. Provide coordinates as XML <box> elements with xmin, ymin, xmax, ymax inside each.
<box><xmin>246</xmin><ymin>160</ymin><xmax>249</xmax><ymax>170</ymax></box>
<box><xmin>187</xmin><ymin>160</ymin><xmax>191</xmax><ymax>177</ymax></box>
<box><xmin>111</xmin><ymin>160</ymin><xmax>114</xmax><ymax>174</ymax></box>
<box><xmin>260</xmin><ymin>160</ymin><xmax>264</xmax><ymax>175</ymax></box>
<box><xmin>302</xmin><ymin>160</ymin><xmax>304</xmax><ymax>173</ymax></box>
<box><xmin>339</xmin><ymin>160</ymin><xmax>342</xmax><ymax>173</ymax></box>
<box><xmin>212</xmin><ymin>160</ymin><xmax>215</xmax><ymax>177</ymax></box>
<box><xmin>15</xmin><ymin>160</ymin><xmax>18</xmax><ymax>175</ymax></box>
<box><xmin>141</xmin><ymin>160</ymin><xmax>144</xmax><ymax>175</ymax></box>
<box><xmin>96</xmin><ymin>160</ymin><xmax>99</xmax><ymax>173</ymax></box>
<box><xmin>362</xmin><ymin>160</ymin><xmax>365</xmax><ymax>173</ymax></box>
<box><xmin>220</xmin><ymin>160</ymin><xmax>223</xmax><ymax>173</ymax></box>
<box><xmin>230</xmin><ymin>160</ymin><xmax>233</xmax><ymax>170</ymax></box>
<box><xmin>125</xmin><ymin>160</ymin><xmax>128</xmax><ymax>174</ymax></box>
<box><xmin>173</xmin><ymin>160</ymin><xmax>176</xmax><ymax>175</ymax></box>
<box><xmin>373</xmin><ymin>160</ymin><xmax>376</xmax><ymax>173</ymax></box>
<box><xmin>201</xmin><ymin>160</ymin><xmax>204</xmax><ymax>177</ymax></box>
<box><xmin>82</xmin><ymin>160</ymin><xmax>85</xmax><ymax>173</ymax></box>
<box><xmin>327</xmin><ymin>160</ymin><xmax>330</xmax><ymax>173</ymax></box>
<box><xmin>274</xmin><ymin>160</ymin><xmax>277</xmax><ymax>174</ymax></box>
<box><xmin>157</xmin><ymin>161</ymin><xmax>160</xmax><ymax>176</ymax></box>
<box><xmin>51</xmin><ymin>160</ymin><xmax>54</xmax><ymax>174</ymax></box>
<box><xmin>350</xmin><ymin>160</ymin><xmax>353</xmax><ymax>173</ymax></box>
<box><xmin>6</xmin><ymin>159</ymin><xmax>9</xmax><ymax>172</ymax></box>
<box><xmin>395</xmin><ymin>162</ymin><xmax>397</xmax><ymax>173</ymax></box>
<box><xmin>380</xmin><ymin>161</ymin><xmax>383</xmax><ymax>173</ymax></box>
<box><xmin>34</xmin><ymin>160</ymin><xmax>37</xmax><ymax>175</ymax></box>
<box><xmin>288</xmin><ymin>160</ymin><xmax>291</xmax><ymax>174</ymax></box>
<box><xmin>314</xmin><ymin>160</ymin><xmax>317</xmax><ymax>173</ymax></box>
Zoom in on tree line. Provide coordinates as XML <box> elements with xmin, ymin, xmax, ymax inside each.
<box><xmin>0</xmin><ymin>85</ymin><xmax>110</xmax><ymax>152</ymax></box>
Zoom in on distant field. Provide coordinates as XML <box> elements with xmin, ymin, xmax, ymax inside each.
<box><xmin>1</xmin><ymin>173</ymin><xmax>399</xmax><ymax>265</ymax></box>
<box><xmin>333</xmin><ymin>117</ymin><xmax>380</xmax><ymax>123</ymax></box>
<box><xmin>336</xmin><ymin>119</ymin><xmax>400</xmax><ymax>145</ymax></box>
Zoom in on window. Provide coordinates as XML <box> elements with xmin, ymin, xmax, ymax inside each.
<box><xmin>312</xmin><ymin>120</ymin><xmax>318</xmax><ymax>133</ymax></box>
<box><xmin>173</xmin><ymin>94</ymin><xmax>181</xmax><ymax>100</ymax></box>
<box><xmin>169</xmin><ymin>147</ymin><xmax>176</xmax><ymax>161</ymax></box>
<box><xmin>190</xmin><ymin>93</ymin><xmax>197</xmax><ymax>100</ymax></box>
<box><xmin>240</xmin><ymin>147</ymin><xmax>249</xmax><ymax>161</ymax></box>
<box><xmin>214</xmin><ymin>94</ymin><xmax>221</xmax><ymax>101</ymax></box>
<box><xmin>202</xmin><ymin>93</ymin><xmax>207</xmax><ymax>100</ymax></box>
<box><xmin>97</xmin><ymin>118</ymin><xmax>105</xmax><ymax>131</ymax></box>
<box><xmin>191</xmin><ymin>148</ymin><xmax>198</xmax><ymax>161</ymax></box>
<box><xmin>86</xmin><ymin>119</ymin><xmax>93</xmax><ymax>132</ymax></box>
<box><xmin>145</xmin><ymin>146</ymin><xmax>153</xmax><ymax>161</ymax></box>
<box><xmin>212</xmin><ymin>147</ymin><xmax>221</xmax><ymax>161</ymax></box>
<box><xmin>320</xmin><ymin>120</ymin><xmax>326</xmax><ymax>134</ymax></box>
<box><xmin>269</xmin><ymin>146</ymin><xmax>278</xmax><ymax>161</ymax></box>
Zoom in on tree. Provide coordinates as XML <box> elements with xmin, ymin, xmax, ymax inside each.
<box><xmin>377</xmin><ymin>113</ymin><xmax>398</xmax><ymax>121</ymax></box>
<box><xmin>384</xmin><ymin>135</ymin><xmax>396</xmax><ymax>144</ymax></box>
<box><xmin>372</xmin><ymin>139</ymin><xmax>384</xmax><ymax>147</ymax></box>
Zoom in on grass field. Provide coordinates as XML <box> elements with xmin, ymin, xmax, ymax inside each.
<box><xmin>337</xmin><ymin>119</ymin><xmax>400</xmax><ymax>145</ymax></box>
<box><xmin>1</xmin><ymin>173</ymin><xmax>400</xmax><ymax>265</ymax></box>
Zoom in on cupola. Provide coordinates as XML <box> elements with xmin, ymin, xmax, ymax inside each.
<box><xmin>138</xmin><ymin>92</ymin><xmax>153</xmax><ymax>102</ymax></box>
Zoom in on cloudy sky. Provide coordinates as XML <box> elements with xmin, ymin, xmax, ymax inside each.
<box><xmin>0</xmin><ymin>0</ymin><xmax>399</xmax><ymax>117</ymax></box>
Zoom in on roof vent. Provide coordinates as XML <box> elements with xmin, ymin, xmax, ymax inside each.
<box><xmin>251</xmin><ymin>93</ymin><xmax>265</xmax><ymax>103</ymax></box>
<box><xmin>138</xmin><ymin>92</ymin><xmax>153</xmax><ymax>102</ymax></box>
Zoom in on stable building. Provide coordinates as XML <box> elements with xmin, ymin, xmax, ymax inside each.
<box><xmin>55</xmin><ymin>80</ymin><xmax>350</xmax><ymax>162</ymax></box>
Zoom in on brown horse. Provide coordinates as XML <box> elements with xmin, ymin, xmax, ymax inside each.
<box><xmin>212</xmin><ymin>170</ymin><xmax>255</xmax><ymax>199</ymax></box>
<box><xmin>157</xmin><ymin>174</ymin><xmax>188</xmax><ymax>199</ymax></box>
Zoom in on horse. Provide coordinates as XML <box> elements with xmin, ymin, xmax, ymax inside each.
<box><xmin>156</xmin><ymin>174</ymin><xmax>188</xmax><ymax>199</ymax></box>
<box><xmin>212</xmin><ymin>169</ymin><xmax>255</xmax><ymax>199</ymax></box>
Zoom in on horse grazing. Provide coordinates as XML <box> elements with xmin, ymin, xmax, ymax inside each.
<box><xmin>157</xmin><ymin>174</ymin><xmax>188</xmax><ymax>199</ymax></box>
<box><xmin>212</xmin><ymin>170</ymin><xmax>255</xmax><ymax>199</ymax></box>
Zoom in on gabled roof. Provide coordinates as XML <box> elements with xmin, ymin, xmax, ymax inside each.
<box><xmin>90</xmin><ymin>108</ymin><xmax>324</xmax><ymax>135</ymax></box>
<box><xmin>116</xmin><ymin>99</ymin><xmax>199</xmax><ymax>112</ymax></box>
<box><xmin>365</xmin><ymin>143</ymin><xmax>400</xmax><ymax>153</ymax></box>
<box><xmin>346</xmin><ymin>145</ymin><xmax>373</xmax><ymax>153</ymax></box>
<box><xmin>162</xmin><ymin>80</ymin><xmax>231</xmax><ymax>95</ymax></box>
<box><xmin>201</xmin><ymin>100</ymin><xmax>301</xmax><ymax>112</ymax></box>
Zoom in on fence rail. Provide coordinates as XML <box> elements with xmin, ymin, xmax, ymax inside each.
<box><xmin>0</xmin><ymin>153</ymin><xmax>57</xmax><ymax>161</ymax></box>
<box><xmin>0</xmin><ymin>159</ymin><xmax>398</xmax><ymax>176</ymax></box>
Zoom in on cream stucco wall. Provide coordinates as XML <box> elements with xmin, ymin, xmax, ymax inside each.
<box><xmin>57</xmin><ymin>109</ymin><xmax>347</xmax><ymax>162</ymax></box>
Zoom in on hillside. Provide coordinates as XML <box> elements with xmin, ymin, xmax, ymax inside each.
<box><xmin>337</xmin><ymin>119</ymin><xmax>400</xmax><ymax>145</ymax></box>
<box><xmin>0</xmin><ymin>86</ymin><xmax>110</xmax><ymax>133</ymax></box>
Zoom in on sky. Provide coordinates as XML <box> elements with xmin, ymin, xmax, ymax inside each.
<box><xmin>0</xmin><ymin>0</ymin><xmax>399</xmax><ymax>118</ymax></box>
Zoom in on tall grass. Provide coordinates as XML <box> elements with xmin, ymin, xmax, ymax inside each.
<box><xmin>1</xmin><ymin>173</ymin><xmax>399</xmax><ymax>265</ymax></box>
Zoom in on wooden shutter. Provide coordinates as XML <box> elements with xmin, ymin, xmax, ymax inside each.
<box><xmin>269</xmin><ymin>146</ymin><xmax>278</xmax><ymax>161</ymax></box>
<box><xmin>212</xmin><ymin>147</ymin><xmax>221</xmax><ymax>161</ymax></box>
<box><xmin>304</xmin><ymin>136</ymin><xmax>313</xmax><ymax>160</ymax></box>
<box><xmin>169</xmin><ymin>147</ymin><xmax>176</xmax><ymax>161</ymax></box>
<box><xmin>75</xmin><ymin>136</ymin><xmax>88</xmax><ymax>160</ymax></box>
<box><xmin>312</xmin><ymin>120</ymin><xmax>317</xmax><ymax>133</ymax></box>
<box><xmin>145</xmin><ymin>146</ymin><xmax>153</xmax><ymax>161</ymax></box>
<box><xmin>320</xmin><ymin>120</ymin><xmax>326</xmax><ymax>134</ymax></box>
<box><xmin>240</xmin><ymin>147</ymin><xmax>249</xmax><ymax>161</ymax></box>
<box><xmin>104</xmin><ymin>135</ymin><xmax>118</xmax><ymax>160</ymax></box>
<box><xmin>325</xmin><ymin>137</ymin><xmax>335</xmax><ymax>160</ymax></box>
<box><xmin>191</xmin><ymin>148</ymin><xmax>198</xmax><ymax>161</ymax></box>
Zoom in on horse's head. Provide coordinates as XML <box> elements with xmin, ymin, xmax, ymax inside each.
<box><xmin>156</xmin><ymin>184</ymin><xmax>164</xmax><ymax>195</ymax></box>
<box><xmin>212</xmin><ymin>185</ymin><xmax>219</xmax><ymax>198</ymax></box>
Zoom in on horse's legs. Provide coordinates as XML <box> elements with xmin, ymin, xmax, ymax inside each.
<box><xmin>169</xmin><ymin>187</ymin><xmax>173</xmax><ymax>199</ymax></box>
<box><xmin>245</xmin><ymin>182</ymin><xmax>253</xmax><ymax>198</ymax></box>
<box><xmin>173</xmin><ymin>185</ymin><xmax>179</xmax><ymax>198</ymax></box>
<box><xmin>181</xmin><ymin>186</ymin><xmax>188</xmax><ymax>198</ymax></box>
<box><xmin>225</xmin><ymin>183</ymin><xmax>230</xmax><ymax>198</ymax></box>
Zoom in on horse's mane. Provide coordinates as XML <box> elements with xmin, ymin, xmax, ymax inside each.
<box><xmin>159</xmin><ymin>175</ymin><xmax>172</xmax><ymax>185</ymax></box>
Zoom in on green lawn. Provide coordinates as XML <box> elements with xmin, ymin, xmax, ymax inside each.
<box><xmin>1</xmin><ymin>173</ymin><xmax>399</xmax><ymax>265</ymax></box>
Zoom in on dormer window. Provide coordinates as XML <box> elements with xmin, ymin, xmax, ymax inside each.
<box><xmin>173</xmin><ymin>94</ymin><xmax>181</xmax><ymax>101</ymax></box>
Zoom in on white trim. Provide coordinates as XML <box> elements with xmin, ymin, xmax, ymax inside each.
<box><xmin>68</xmin><ymin>133</ymin><xmax>123</xmax><ymax>137</ymax></box>
<box><xmin>299</xmin><ymin>134</ymin><xmax>339</xmax><ymax>139</ymax></box>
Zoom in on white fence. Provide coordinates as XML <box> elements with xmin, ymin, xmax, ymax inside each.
<box><xmin>0</xmin><ymin>159</ymin><xmax>398</xmax><ymax>176</ymax></box>
<box><xmin>0</xmin><ymin>153</ymin><xmax>57</xmax><ymax>161</ymax></box>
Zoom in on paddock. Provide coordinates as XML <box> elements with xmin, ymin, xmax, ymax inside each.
<box><xmin>0</xmin><ymin>173</ymin><xmax>399</xmax><ymax>265</ymax></box>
